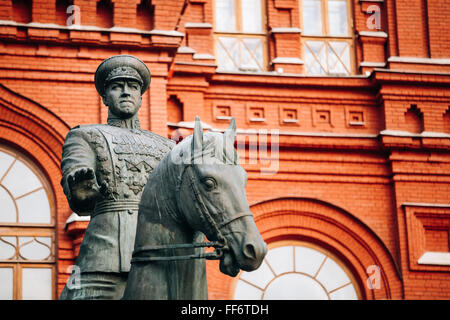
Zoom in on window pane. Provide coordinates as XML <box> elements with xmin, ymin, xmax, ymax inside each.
<box><xmin>2</xmin><ymin>159</ymin><xmax>42</xmax><ymax>198</ymax></box>
<box><xmin>241</xmin><ymin>0</ymin><xmax>262</xmax><ymax>33</ymax></box>
<box><xmin>295</xmin><ymin>246</ymin><xmax>326</xmax><ymax>276</ymax></box>
<box><xmin>241</xmin><ymin>38</ymin><xmax>263</xmax><ymax>71</ymax></box>
<box><xmin>0</xmin><ymin>268</ymin><xmax>14</xmax><ymax>299</ymax></box>
<box><xmin>265</xmin><ymin>246</ymin><xmax>293</xmax><ymax>275</ymax></box>
<box><xmin>0</xmin><ymin>186</ymin><xmax>16</xmax><ymax>223</ymax></box>
<box><xmin>16</xmin><ymin>189</ymin><xmax>51</xmax><ymax>224</ymax></box>
<box><xmin>234</xmin><ymin>280</ymin><xmax>263</xmax><ymax>300</ymax></box>
<box><xmin>240</xmin><ymin>259</ymin><xmax>274</xmax><ymax>289</ymax></box>
<box><xmin>216</xmin><ymin>0</ymin><xmax>236</xmax><ymax>32</ymax></box>
<box><xmin>303</xmin><ymin>0</ymin><xmax>323</xmax><ymax>35</ymax></box>
<box><xmin>19</xmin><ymin>237</ymin><xmax>52</xmax><ymax>261</ymax></box>
<box><xmin>217</xmin><ymin>37</ymin><xmax>239</xmax><ymax>71</ymax></box>
<box><xmin>315</xmin><ymin>258</ymin><xmax>351</xmax><ymax>292</ymax></box>
<box><xmin>0</xmin><ymin>151</ymin><xmax>14</xmax><ymax>180</ymax></box>
<box><xmin>304</xmin><ymin>40</ymin><xmax>326</xmax><ymax>75</ymax></box>
<box><xmin>263</xmin><ymin>273</ymin><xmax>329</xmax><ymax>300</ymax></box>
<box><xmin>21</xmin><ymin>267</ymin><xmax>52</xmax><ymax>300</ymax></box>
<box><xmin>0</xmin><ymin>237</ymin><xmax>17</xmax><ymax>260</ymax></box>
<box><xmin>328</xmin><ymin>0</ymin><xmax>348</xmax><ymax>36</ymax></box>
<box><xmin>328</xmin><ymin>41</ymin><xmax>350</xmax><ymax>75</ymax></box>
<box><xmin>329</xmin><ymin>283</ymin><xmax>358</xmax><ymax>300</ymax></box>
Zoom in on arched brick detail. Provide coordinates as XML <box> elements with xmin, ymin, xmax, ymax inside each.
<box><xmin>0</xmin><ymin>84</ymin><xmax>73</xmax><ymax>295</ymax></box>
<box><xmin>207</xmin><ymin>197</ymin><xmax>403</xmax><ymax>300</ymax></box>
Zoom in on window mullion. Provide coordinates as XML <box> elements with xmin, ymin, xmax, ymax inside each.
<box><xmin>236</xmin><ymin>0</ymin><xmax>242</xmax><ymax>32</ymax></box>
<box><xmin>323</xmin><ymin>0</ymin><xmax>328</xmax><ymax>36</ymax></box>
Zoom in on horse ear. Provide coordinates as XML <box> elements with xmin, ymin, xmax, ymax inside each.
<box><xmin>192</xmin><ymin>116</ymin><xmax>203</xmax><ymax>160</ymax></box>
<box><xmin>224</xmin><ymin>118</ymin><xmax>236</xmax><ymax>144</ymax></box>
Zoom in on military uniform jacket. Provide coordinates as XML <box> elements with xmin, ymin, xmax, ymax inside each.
<box><xmin>61</xmin><ymin>120</ymin><xmax>175</xmax><ymax>273</ymax></box>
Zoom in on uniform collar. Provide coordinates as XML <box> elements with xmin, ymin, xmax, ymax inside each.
<box><xmin>107</xmin><ymin>112</ymin><xmax>141</xmax><ymax>130</ymax></box>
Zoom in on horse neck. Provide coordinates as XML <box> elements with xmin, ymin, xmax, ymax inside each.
<box><xmin>152</xmin><ymin>154</ymin><xmax>183</xmax><ymax>226</ymax></box>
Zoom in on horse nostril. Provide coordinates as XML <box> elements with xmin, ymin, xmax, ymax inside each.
<box><xmin>243</xmin><ymin>243</ymin><xmax>256</xmax><ymax>260</ymax></box>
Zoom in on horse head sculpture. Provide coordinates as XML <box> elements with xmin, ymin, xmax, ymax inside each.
<box><xmin>122</xmin><ymin>117</ymin><xmax>267</xmax><ymax>299</ymax></box>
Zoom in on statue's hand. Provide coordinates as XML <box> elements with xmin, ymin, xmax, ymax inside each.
<box><xmin>68</xmin><ymin>167</ymin><xmax>100</xmax><ymax>211</ymax></box>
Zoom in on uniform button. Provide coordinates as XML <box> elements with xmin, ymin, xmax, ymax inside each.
<box><xmin>128</xmin><ymin>209</ymin><xmax>133</xmax><ymax>215</ymax></box>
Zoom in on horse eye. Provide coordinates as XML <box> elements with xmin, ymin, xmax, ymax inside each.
<box><xmin>202</xmin><ymin>178</ymin><xmax>216</xmax><ymax>190</ymax></box>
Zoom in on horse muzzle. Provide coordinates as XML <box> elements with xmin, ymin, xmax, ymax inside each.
<box><xmin>220</xmin><ymin>232</ymin><xmax>267</xmax><ymax>276</ymax></box>
<box><xmin>238</xmin><ymin>236</ymin><xmax>267</xmax><ymax>271</ymax></box>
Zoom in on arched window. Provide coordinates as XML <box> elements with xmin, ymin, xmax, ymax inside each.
<box><xmin>0</xmin><ymin>145</ymin><xmax>55</xmax><ymax>300</ymax></box>
<box><xmin>301</xmin><ymin>0</ymin><xmax>354</xmax><ymax>75</ymax></box>
<box><xmin>214</xmin><ymin>0</ymin><xmax>267</xmax><ymax>72</ymax></box>
<box><xmin>233</xmin><ymin>241</ymin><xmax>361</xmax><ymax>300</ymax></box>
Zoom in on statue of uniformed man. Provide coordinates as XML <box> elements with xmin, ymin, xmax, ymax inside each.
<box><xmin>59</xmin><ymin>55</ymin><xmax>175</xmax><ymax>299</ymax></box>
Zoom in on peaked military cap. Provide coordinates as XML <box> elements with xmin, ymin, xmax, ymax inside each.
<box><xmin>95</xmin><ymin>54</ymin><xmax>151</xmax><ymax>96</ymax></box>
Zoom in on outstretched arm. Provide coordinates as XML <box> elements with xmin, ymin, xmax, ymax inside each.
<box><xmin>61</xmin><ymin>128</ymin><xmax>101</xmax><ymax>215</ymax></box>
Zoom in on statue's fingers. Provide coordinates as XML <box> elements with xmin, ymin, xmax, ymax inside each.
<box><xmin>73</xmin><ymin>169</ymin><xmax>83</xmax><ymax>181</ymax></box>
<box><xmin>85</xmin><ymin>168</ymin><xmax>95</xmax><ymax>179</ymax></box>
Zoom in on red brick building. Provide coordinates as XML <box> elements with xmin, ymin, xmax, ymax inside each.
<box><xmin>0</xmin><ymin>0</ymin><xmax>449</xmax><ymax>300</ymax></box>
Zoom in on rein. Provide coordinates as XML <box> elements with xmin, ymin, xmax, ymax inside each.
<box><xmin>131</xmin><ymin>164</ymin><xmax>253</xmax><ymax>264</ymax></box>
<box><xmin>131</xmin><ymin>241</ymin><xmax>225</xmax><ymax>262</ymax></box>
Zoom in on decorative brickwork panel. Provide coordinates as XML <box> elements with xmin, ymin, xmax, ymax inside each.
<box><xmin>403</xmin><ymin>203</ymin><xmax>450</xmax><ymax>272</ymax></box>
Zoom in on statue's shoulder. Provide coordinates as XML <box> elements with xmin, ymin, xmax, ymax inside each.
<box><xmin>65</xmin><ymin>124</ymin><xmax>108</xmax><ymax>143</ymax></box>
<box><xmin>69</xmin><ymin>124</ymin><xmax>107</xmax><ymax>132</ymax></box>
<box><xmin>141</xmin><ymin>130</ymin><xmax>176</xmax><ymax>150</ymax></box>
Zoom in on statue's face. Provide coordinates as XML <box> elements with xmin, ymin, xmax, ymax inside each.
<box><xmin>103</xmin><ymin>79</ymin><xmax>142</xmax><ymax>119</ymax></box>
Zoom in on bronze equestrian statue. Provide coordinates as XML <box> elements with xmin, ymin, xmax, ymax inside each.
<box><xmin>60</xmin><ymin>55</ymin><xmax>266</xmax><ymax>300</ymax></box>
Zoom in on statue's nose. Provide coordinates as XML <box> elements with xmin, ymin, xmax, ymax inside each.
<box><xmin>242</xmin><ymin>240</ymin><xmax>267</xmax><ymax>263</ymax></box>
<box><xmin>243</xmin><ymin>243</ymin><xmax>256</xmax><ymax>260</ymax></box>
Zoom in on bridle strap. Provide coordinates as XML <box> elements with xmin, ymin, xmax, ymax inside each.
<box><xmin>218</xmin><ymin>212</ymin><xmax>253</xmax><ymax>228</ymax></box>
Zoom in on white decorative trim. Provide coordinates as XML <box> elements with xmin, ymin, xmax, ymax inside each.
<box><xmin>271</xmin><ymin>57</ymin><xmax>304</xmax><ymax>65</ymax></box>
<box><xmin>177</xmin><ymin>46</ymin><xmax>196</xmax><ymax>54</ymax></box>
<box><xmin>283</xmin><ymin>119</ymin><xmax>299</xmax><ymax>124</ymax></box>
<box><xmin>65</xmin><ymin>212</ymin><xmax>90</xmax><ymax>228</ymax></box>
<box><xmin>380</xmin><ymin>130</ymin><xmax>450</xmax><ymax>138</ymax></box>
<box><xmin>184</xmin><ymin>22</ymin><xmax>213</xmax><ymax>29</ymax></box>
<box><xmin>388</xmin><ymin>56</ymin><xmax>450</xmax><ymax>65</ymax></box>
<box><xmin>402</xmin><ymin>202</ymin><xmax>450</xmax><ymax>208</ymax></box>
<box><xmin>0</xmin><ymin>20</ymin><xmax>184</xmax><ymax>37</ymax></box>
<box><xmin>175</xmin><ymin>61</ymin><xmax>217</xmax><ymax>67</ymax></box>
<box><xmin>358</xmin><ymin>31</ymin><xmax>388</xmax><ymax>38</ymax></box>
<box><xmin>271</xmin><ymin>27</ymin><xmax>302</xmax><ymax>34</ymax></box>
<box><xmin>168</xmin><ymin>121</ymin><xmax>213</xmax><ymax>130</ymax></box>
<box><xmin>249</xmin><ymin>118</ymin><xmax>266</xmax><ymax>122</ymax></box>
<box><xmin>193</xmin><ymin>53</ymin><xmax>215</xmax><ymax>60</ymax></box>
<box><xmin>360</xmin><ymin>61</ymin><xmax>386</xmax><ymax>67</ymax></box>
<box><xmin>418</xmin><ymin>252</ymin><xmax>450</xmax><ymax>266</ymax></box>
<box><xmin>216</xmin><ymin>116</ymin><xmax>233</xmax><ymax>121</ymax></box>
<box><xmin>149</xmin><ymin>29</ymin><xmax>184</xmax><ymax>37</ymax></box>
<box><xmin>168</xmin><ymin>121</ymin><xmax>378</xmax><ymax>138</ymax></box>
